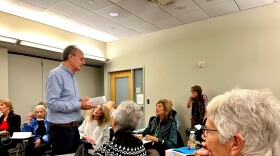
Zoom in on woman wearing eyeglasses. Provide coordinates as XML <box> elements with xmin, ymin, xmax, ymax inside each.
<box><xmin>196</xmin><ymin>89</ymin><xmax>280</xmax><ymax>156</ymax></box>
<box><xmin>143</xmin><ymin>99</ymin><xmax>177</xmax><ymax>156</ymax></box>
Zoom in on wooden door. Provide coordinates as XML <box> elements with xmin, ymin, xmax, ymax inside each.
<box><xmin>110</xmin><ymin>70</ymin><xmax>132</xmax><ymax>105</ymax></box>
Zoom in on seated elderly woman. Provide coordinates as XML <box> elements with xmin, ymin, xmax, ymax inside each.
<box><xmin>22</xmin><ymin>105</ymin><xmax>51</xmax><ymax>156</ymax></box>
<box><xmin>143</xmin><ymin>99</ymin><xmax>177</xmax><ymax>156</ymax></box>
<box><xmin>0</xmin><ymin>98</ymin><xmax>21</xmax><ymax>156</ymax></box>
<box><xmin>196</xmin><ymin>89</ymin><xmax>280</xmax><ymax>156</ymax></box>
<box><xmin>94</xmin><ymin>101</ymin><xmax>146</xmax><ymax>156</ymax></box>
<box><xmin>77</xmin><ymin>104</ymin><xmax>110</xmax><ymax>154</ymax></box>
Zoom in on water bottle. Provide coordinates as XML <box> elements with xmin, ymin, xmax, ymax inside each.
<box><xmin>189</xmin><ymin>131</ymin><xmax>196</xmax><ymax>149</ymax></box>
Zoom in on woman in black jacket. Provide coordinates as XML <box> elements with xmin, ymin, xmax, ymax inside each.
<box><xmin>0</xmin><ymin>98</ymin><xmax>21</xmax><ymax>156</ymax></box>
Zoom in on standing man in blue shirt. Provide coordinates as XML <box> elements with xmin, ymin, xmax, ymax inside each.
<box><xmin>45</xmin><ymin>45</ymin><xmax>94</xmax><ymax>155</ymax></box>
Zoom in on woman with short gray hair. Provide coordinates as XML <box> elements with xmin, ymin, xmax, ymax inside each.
<box><xmin>94</xmin><ymin>101</ymin><xmax>146</xmax><ymax>156</ymax></box>
<box><xmin>196</xmin><ymin>88</ymin><xmax>280</xmax><ymax>156</ymax></box>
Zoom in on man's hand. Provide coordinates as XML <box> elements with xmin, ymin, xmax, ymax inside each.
<box><xmin>34</xmin><ymin>139</ymin><xmax>41</xmax><ymax>147</ymax></box>
<box><xmin>80</xmin><ymin>97</ymin><xmax>94</xmax><ymax>110</ymax></box>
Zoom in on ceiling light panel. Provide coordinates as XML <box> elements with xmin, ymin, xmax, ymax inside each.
<box><xmin>203</xmin><ymin>1</ymin><xmax>239</xmax><ymax>17</ymax></box>
<box><xmin>116</xmin><ymin>0</ymin><xmax>158</xmax><ymax>14</ymax></box>
<box><xmin>161</xmin><ymin>0</ymin><xmax>200</xmax><ymax>16</ymax></box>
<box><xmin>68</xmin><ymin>0</ymin><xmax>113</xmax><ymax>12</ymax></box>
<box><xmin>176</xmin><ymin>9</ymin><xmax>209</xmax><ymax>24</ymax></box>
<box><xmin>235</xmin><ymin>0</ymin><xmax>274</xmax><ymax>10</ymax></box>
<box><xmin>194</xmin><ymin>0</ymin><xmax>232</xmax><ymax>8</ymax></box>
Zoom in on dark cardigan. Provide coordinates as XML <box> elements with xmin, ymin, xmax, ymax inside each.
<box><xmin>0</xmin><ymin>111</ymin><xmax>21</xmax><ymax>135</ymax></box>
<box><xmin>94</xmin><ymin>130</ymin><xmax>146</xmax><ymax>156</ymax></box>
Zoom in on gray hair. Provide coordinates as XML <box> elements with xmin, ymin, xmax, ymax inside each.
<box><xmin>114</xmin><ymin>101</ymin><xmax>143</xmax><ymax>131</ymax></box>
<box><xmin>207</xmin><ymin>88</ymin><xmax>280</xmax><ymax>156</ymax></box>
<box><xmin>34</xmin><ymin>105</ymin><xmax>47</xmax><ymax>115</ymax></box>
<box><xmin>61</xmin><ymin>45</ymin><xmax>78</xmax><ymax>61</ymax></box>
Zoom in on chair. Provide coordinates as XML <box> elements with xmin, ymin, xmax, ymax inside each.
<box><xmin>7</xmin><ymin>141</ymin><xmax>25</xmax><ymax>156</ymax></box>
<box><xmin>176</xmin><ymin>131</ymin><xmax>184</xmax><ymax>147</ymax></box>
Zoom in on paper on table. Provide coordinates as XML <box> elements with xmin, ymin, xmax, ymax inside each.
<box><xmin>11</xmin><ymin>132</ymin><xmax>32</xmax><ymax>139</ymax></box>
<box><xmin>87</xmin><ymin>96</ymin><xmax>106</xmax><ymax>106</ymax></box>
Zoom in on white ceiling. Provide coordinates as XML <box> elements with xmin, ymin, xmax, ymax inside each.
<box><xmin>0</xmin><ymin>0</ymin><xmax>279</xmax><ymax>42</ymax></box>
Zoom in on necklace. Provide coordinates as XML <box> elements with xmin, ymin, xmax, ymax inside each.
<box><xmin>154</xmin><ymin>122</ymin><xmax>161</xmax><ymax>137</ymax></box>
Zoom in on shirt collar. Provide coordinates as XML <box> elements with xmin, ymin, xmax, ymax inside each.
<box><xmin>60</xmin><ymin>63</ymin><xmax>75</xmax><ymax>76</ymax></box>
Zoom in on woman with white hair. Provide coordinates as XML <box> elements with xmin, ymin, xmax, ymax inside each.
<box><xmin>196</xmin><ymin>88</ymin><xmax>280</xmax><ymax>156</ymax></box>
<box><xmin>22</xmin><ymin>104</ymin><xmax>51</xmax><ymax>156</ymax></box>
<box><xmin>94</xmin><ymin>101</ymin><xmax>146</xmax><ymax>156</ymax></box>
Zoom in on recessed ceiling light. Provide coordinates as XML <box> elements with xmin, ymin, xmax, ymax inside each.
<box><xmin>109</xmin><ymin>12</ymin><xmax>118</xmax><ymax>17</ymax></box>
<box><xmin>89</xmin><ymin>0</ymin><xmax>94</xmax><ymax>3</ymax></box>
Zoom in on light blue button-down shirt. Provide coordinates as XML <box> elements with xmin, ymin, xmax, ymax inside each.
<box><xmin>45</xmin><ymin>63</ymin><xmax>81</xmax><ymax>124</ymax></box>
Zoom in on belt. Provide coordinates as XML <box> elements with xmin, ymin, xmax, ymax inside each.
<box><xmin>49</xmin><ymin>121</ymin><xmax>80</xmax><ymax>127</ymax></box>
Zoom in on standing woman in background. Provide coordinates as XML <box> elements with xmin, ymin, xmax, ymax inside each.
<box><xmin>0</xmin><ymin>98</ymin><xmax>21</xmax><ymax>156</ymax></box>
<box><xmin>187</xmin><ymin>85</ymin><xmax>208</xmax><ymax>127</ymax></box>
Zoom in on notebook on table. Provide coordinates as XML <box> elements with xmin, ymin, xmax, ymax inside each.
<box><xmin>10</xmin><ymin>132</ymin><xmax>32</xmax><ymax>139</ymax></box>
<box><xmin>173</xmin><ymin>147</ymin><xmax>197</xmax><ymax>155</ymax></box>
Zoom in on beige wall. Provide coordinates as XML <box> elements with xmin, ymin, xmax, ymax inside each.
<box><xmin>105</xmin><ymin>2</ymin><xmax>280</xmax><ymax>136</ymax></box>
<box><xmin>0</xmin><ymin>12</ymin><xmax>106</xmax><ymax>57</ymax></box>
<box><xmin>7</xmin><ymin>53</ymin><xmax>103</xmax><ymax>124</ymax></box>
<box><xmin>0</xmin><ymin>48</ymin><xmax>9</xmax><ymax>98</ymax></box>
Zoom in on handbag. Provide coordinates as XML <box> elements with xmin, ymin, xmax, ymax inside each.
<box><xmin>75</xmin><ymin>143</ymin><xmax>89</xmax><ymax>156</ymax></box>
<box><xmin>1</xmin><ymin>135</ymin><xmax>12</xmax><ymax>145</ymax></box>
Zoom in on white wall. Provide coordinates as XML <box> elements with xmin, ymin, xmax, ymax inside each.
<box><xmin>0</xmin><ymin>48</ymin><xmax>9</xmax><ymax>98</ymax></box>
<box><xmin>104</xmin><ymin>2</ymin><xmax>280</xmax><ymax>137</ymax></box>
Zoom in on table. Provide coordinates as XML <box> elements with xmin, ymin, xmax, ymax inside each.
<box><xmin>166</xmin><ymin>149</ymin><xmax>187</xmax><ymax>156</ymax></box>
<box><xmin>9</xmin><ymin>136</ymin><xmax>33</xmax><ymax>156</ymax></box>
<box><xmin>165</xmin><ymin>147</ymin><xmax>197</xmax><ymax>156</ymax></box>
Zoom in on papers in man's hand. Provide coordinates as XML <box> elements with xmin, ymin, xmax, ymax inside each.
<box><xmin>87</xmin><ymin>96</ymin><xmax>106</xmax><ymax>106</ymax></box>
<box><xmin>11</xmin><ymin>132</ymin><xmax>32</xmax><ymax>139</ymax></box>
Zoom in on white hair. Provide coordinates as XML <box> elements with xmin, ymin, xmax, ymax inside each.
<box><xmin>207</xmin><ymin>88</ymin><xmax>280</xmax><ymax>156</ymax></box>
<box><xmin>114</xmin><ymin>101</ymin><xmax>143</xmax><ymax>131</ymax></box>
<box><xmin>34</xmin><ymin>105</ymin><xmax>47</xmax><ymax>115</ymax></box>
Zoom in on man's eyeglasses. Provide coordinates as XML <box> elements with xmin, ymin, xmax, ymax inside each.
<box><xmin>72</xmin><ymin>54</ymin><xmax>85</xmax><ymax>62</ymax></box>
<box><xmin>200</xmin><ymin>126</ymin><xmax>218</xmax><ymax>137</ymax></box>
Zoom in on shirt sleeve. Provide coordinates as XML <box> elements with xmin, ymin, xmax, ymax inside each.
<box><xmin>8</xmin><ymin>114</ymin><xmax>21</xmax><ymax>135</ymax></box>
<box><xmin>46</xmin><ymin>73</ymin><xmax>81</xmax><ymax>113</ymax></box>
<box><xmin>78</xmin><ymin>119</ymin><xmax>87</xmax><ymax>139</ymax></box>
<box><xmin>94</xmin><ymin>124</ymin><xmax>110</xmax><ymax>152</ymax></box>
<box><xmin>166</xmin><ymin>121</ymin><xmax>177</xmax><ymax>148</ymax></box>
<box><xmin>174</xmin><ymin>114</ymin><xmax>180</xmax><ymax>130</ymax></box>
<box><xmin>142</xmin><ymin>122</ymin><xmax>152</xmax><ymax>137</ymax></box>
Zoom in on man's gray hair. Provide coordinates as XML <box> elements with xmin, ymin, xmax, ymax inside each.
<box><xmin>114</xmin><ymin>101</ymin><xmax>143</xmax><ymax>131</ymax></box>
<box><xmin>207</xmin><ymin>88</ymin><xmax>280</xmax><ymax>156</ymax></box>
<box><xmin>61</xmin><ymin>45</ymin><xmax>78</xmax><ymax>61</ymax></box>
